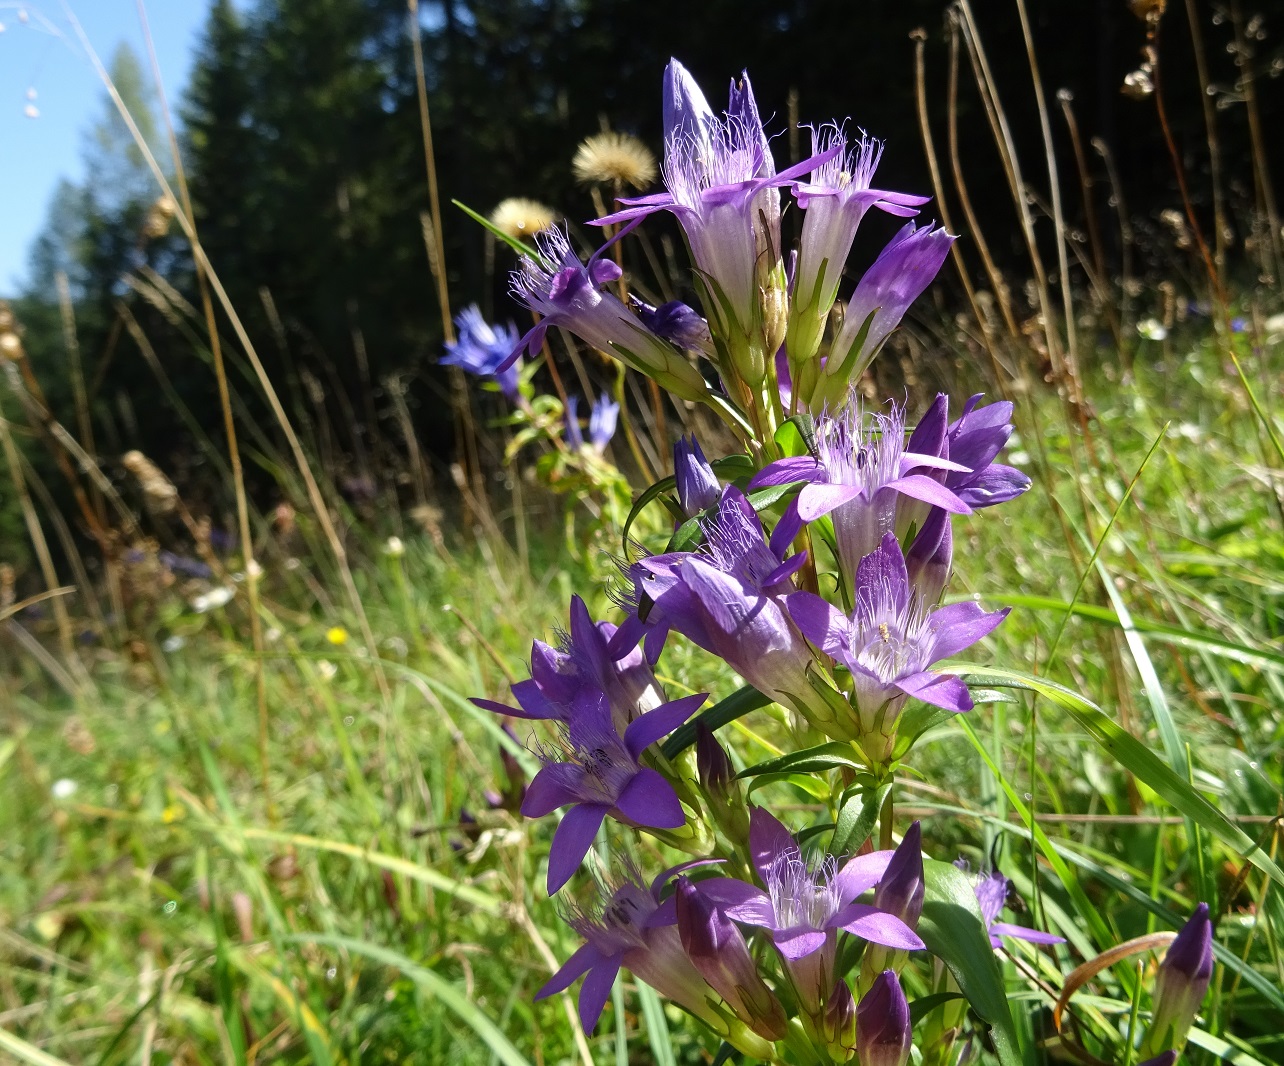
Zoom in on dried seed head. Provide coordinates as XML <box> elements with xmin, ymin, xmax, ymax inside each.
<box><xmin>489</xmin><ymin>197</ymin><xmax>557</xmax><ymax>239</ymax></box>
<box><xmin>142</xmin><ymin>195</ymin><xmax>178</xmax><ymax>240</ymax></box>
<box><xmin>122</xmin><ymin>451</ymin><xmax>178</xmax><ymax>513</ymax></box>
<box><xmin>573</xmin><ymin>131</ymin><xmax>658</xmax><ymax>190</ymax></box>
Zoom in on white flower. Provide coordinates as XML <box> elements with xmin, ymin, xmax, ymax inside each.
<box><xmin>191</xmin><ymin>586</ymin><xmax>235</xmax><ymax>613</ymax></box>
<box><xmin>384</xmin><ymin>536</ymin><xmax>405</xmax><ymax>558</ymax></box>
<box><xmin>161</xmin><ymin>635</ymin><xmax>186</xmax><ymax>653</ymax></box>
<box><xmin>317</xmin><ymin>660</ymin><xmax>338</xmax><ymax>682</ymax></box>
<box><xmin>1137</xmin><ymin>318</ymin><xmax>1168</xmax><ymax>341</ymax></box>
<box><xmin>52</xmin><ymin>778</ymin><xmax>77</xmax><ymax>800</ymax></box>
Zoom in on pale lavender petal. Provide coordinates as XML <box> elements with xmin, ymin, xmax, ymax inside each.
<box><xmin>885</xmin><ymin>474</ymin><xmax>972</xmax><ymax>514</ymax></box>
<box><xmin>592</xmin><ymin>199</ymin><xmax>675</xmax><ymax>227</ymax></box>
<box><xmin>749</xmin><ymin>806</ymin><xmax>800</xmax><ymax>881</ymax></box>
<box><xmin>547</xmin><ymin>803</ymin><xmax>609</xmax><ymax>894</ymax></box>
<box><xmin>787</xmin><ymin>590</ymin><xmax>851</xmax><ymax>655</ymax></box>
<box><xmin>615</xmin><ymin>767</ymin><xmax>685</xmax><ymax>829</ymax></box>
<box><xmin>855</xmin><ymin>534</ymin><xmax>910</xmax><ymax>614</ymax></box>
<box><xmin>834</xmin><ymin>851</ymin><xmax>894</xmax><ymax>902</ymax></box>
<box><xmin>577</xmin><ymin>954</ymin><xmax>621</xmax><ymax>1031</ymax></box>
<box><xmin>748</xmin><ymin>456</ymin><xmax>822</xmax><ymax>489</ymax></box>
<box><xmin>698</xmin><ymin>877</ymin><xmax>773</xmax><ymax>914</ymax></box>
<box><xmin>773</xmin><ymin>926</ymin><xmax>828</xmax><ymax>959</ymax></box>
<box><xmin>834</xmin><ymin>904</ymin><xmax>925</xmax><ymax>950</ymax></box>
<box><xmin>926</xmin><ymin>603</ymin><xmax>1009</xmax><ymax>660</ymax></box>
<box><xmin>521</xmin><ymin>767</ymin><xmax>578</xmax><ymax>818</ymax></box>
<box><xmin>990</xmin><ymin>922</ymin><xmax>1066</xmax><ymax>945</ymax></box>
<box><xmin>895</xmin><ymin>670</ymin><xmax>973</xmax><ymax>712</ymax></box>
<box><xmin>797</xmin><ymin>482</ymin><xmax>864</xmax><ymax>521</ymax></box>
<box><xmin>624</xmin><ymin>692</ymin><xmax>707</xmax><ymax>760</ymax></box>
<box><xmin>536</xmin><ymin>942</ymin><xmax>607</xmax><ymax>999</ymax></box>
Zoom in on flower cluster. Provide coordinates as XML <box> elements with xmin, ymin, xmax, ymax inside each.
<box><xmin>464</xmin><ymin>58</ymin><xmax>1215</xmax><ymax>1066</ymax></box>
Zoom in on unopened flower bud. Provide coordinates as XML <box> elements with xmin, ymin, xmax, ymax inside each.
<box><xmin>674</xmin><ymin>435</ymin><xmax>721</xmax><ymax>518</ymax></box>
<box><xmin>874</xmin><ymin>821</ymin><xmax>925</xmax><ymax>929</ymax></box>
<box><xmin>856</xmin><ymin>970</ymin><xmax>912</xmax><ymax>1066</ymax></box>
<box><xmin>695</xmin><ymin>721</ymin><xmax>748</xmax><ymax>842</ymax></box>
<box><xmin>631</xmin><ymin>297</ymin><xmax>713</xmax><ymax>356</ymax></box>
<box><xmin>822</xmin><ymin>979</ymin><xmax>857</xmax><ymax>1053</ymax></box>
<box><xmin>1142</xmin><ymin>903</ymin><xmax>1213</xmax><ymax>1056</ymax></box>
<box><xmin>1139</xmin><ymin>1053</ymin><xmax>1178</xmax><ymax>1066</ymax></box>
<box><xmin>676</xmin><ymin>877</ymin><xmax>787</xmax><ymax>1041</ymax></box>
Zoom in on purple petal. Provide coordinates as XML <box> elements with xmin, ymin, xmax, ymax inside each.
<box><xmin>605</xmin><ymin>613</ymin><xmax>647</xmax><ymax>660</ymax></box>
<box><xmin>772</xmin><ymin>142</ymin><xmax>845</xmax><ymax>183</ymax></box>
<box><xmin>885</xmin><ymin>474</ymin><xmax>972</xmax><ymax>514</ymax></box>
<box><xmin>797</xmin><ymin>482</ymin><xmax>863</xmax><ymax>521</ymax></box>
<box><xmin>511</xmin><ymin>678</ymin><xmax>562</xmax><ymax>719</ymax></box>
<box><xmin>834</xmin><ymin>904</ymin><xmax>925</xmax><ymax>950</ymax></box>
<box><xmin>521</xmin><ymin>767</ymin><xmax>578</xmax><ymax>818</ymax></box>
<box><xmin>699</xmin><ymin>877</ymin><xmax>773</xmax><ymax>916</ymax></box>
<box><xmin>469</xmin><ymin>696</ymin><xmax>530</xmax><ymax>719</ymax></box>
<box><xmin>498</xmin><ymin>322</ymin><xmax>547</xmax><ymax>372</ymax></box>
<box><xmin>834</xmin><ymin>851</ymin><xmax>894</xmax><ymax>902</ymax></box>
<box><xmin>676</xmin><ymin>558</ymin><xmax>751</xmax><ymax>637</ymax></box>
<box><xmin>591</xmin><ymin>198</ymin><xmax>675</xmax><ymax>227</ymax></box>
<box><xmin>787</xmin><ymin>590</ymin><xmax>852</xmax><ymax>655</ymax></box>
<box><xmin>748</xmin><ymin>456</ymin><xmax>823</xmax><ymax>489</ymax></box>
<box><xmin>749</xmin><ymin>806</ymin><xmax>800</xmax><ymax>882</ymax></box>
<box><xmin>535</xmin><ymin>942</ymin><xmax>606</xmax><ymax>999</ymax></box>
<box><xmin>856</xmin><ymin>533</ymin><xmax>910</xmax><ymax>614</ymax></box>
<box><xmin>990</xmin><ymin>922</ymin><xmax>1066</xmax><ymax>945</ymax></box>
<box><xmin>895</xmin><ymin>671</ymin><xmax>973</xmax><ymax>712</ymax></box>
<box><xmin>768</xmin><ymin>499</ymin><xmax>804</xmax><ymax>559</ymax></box>
<box><xmin>650</xmin><ymin>858</ymin><xmax>725</xmax><ymax>904</ymax></box>
<box><xmin>624</xmin><ymin>692</ymin><xmax>707</xmax><ymax>760</ymax></box>
<box><xmin>614</xmin><ymin>767</ymin><xmax>685</xmax><ymax>829</ymax></box>
<box><xmin>926</xmin><ymin>603</ymin><xmax>1009</xmax><ymax>660</ymax></box>
<box><xmin>577</xmin><ymin>955</ymin><xmax>621</xmax><ymax>1031</ymax></box>
<box><xmin>763</xmin><ymin>552</ymin><xmax>807</xmax><ymax>589</ymax></box>
<box><xmin>547</xmin><ymin>803</ymin><xmax>609</xmax><ymax>894</ymax></box>
<box><xmin>772</xmin><ymin>926</ymin><xmax>828</xmax><ymax>959</ymax></box>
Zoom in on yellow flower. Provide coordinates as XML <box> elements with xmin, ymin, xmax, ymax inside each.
<box><xmin>326</xmin><ymin>626</ymin><xmax>349</xmax><ymax>646</ymax></box>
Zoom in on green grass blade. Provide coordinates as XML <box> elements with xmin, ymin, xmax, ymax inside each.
<box><xmin>0</xmin><ymin>1027</ymin><xmax>75</xmax><ymax>1066</ymax></box>
<box><xmin>636</xmin><ymin>983</ymin><xmax>676</xmax><ymax>1066</ymax></box>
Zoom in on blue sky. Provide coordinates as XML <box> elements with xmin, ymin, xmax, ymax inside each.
<box><xmin>0</xmin><ymin>1</ymin><xmax>217</xmax><ymax>294</ymax></box>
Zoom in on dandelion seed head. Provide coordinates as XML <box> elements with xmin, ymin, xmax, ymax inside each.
<box><xmin>490</xmin><ymin>197</ymin><xmax>557</xmax><ymax>239</ymax></box>
<box><xmin>573</xmin><ymin>131</ymin><xmax>658</xmax><ymax>189</ymax></box>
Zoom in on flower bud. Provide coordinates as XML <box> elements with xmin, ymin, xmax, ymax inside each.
<box><xmin>873</xmin><ymin>822</ymin><xmax>925</xmax><ymax>930</ymax></box>
<box><xmin>674</xmin><ymin>436</ymin><xmax>721</xmax><ymax>518</ymax></box>
<box><xmin>856</xmin><ymin>970</ymin><xmax>912</xmax><ymax>1066</ymax></box>
<box><xmin>822</xmin><ymin>979</ymin><xmax>857</xmax><ymax>1053</ymax></box>
<box><xmin>675</xmin><ymin>877</ymin><xmax>787</xmax><ymax>1041</ymax></box>
<box><xmin>905</xmin><ymin>509</ymin><xmax>952</xmax><ymax>606</ymax></box>
<box><xmin>631</xmin><ymin>297</ymin><xmax>713</xmax><ymax>356</ymax></box>
<box><xmin>1142</xmin><ymin>903</ymin><xmax>1213</xmax><ymax>1056</ymax></box>
<box><xmin>695</xmin><ymin>721</ymin><xmax>749</xmax><ymax>843</ymax></box>
<box><xmin>1139</xmin><ymin>1054</ymin><xmax>1178</xmax><ymax>1066</ymax></box>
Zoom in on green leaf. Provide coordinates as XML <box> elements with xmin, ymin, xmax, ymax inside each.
<box><xmin>666</xmin><ymin>514</ymin><xmax>704</xmax><ymax>553</ymax></box>
<box><xmin>774</xmin><ymin>414</ymin><xmax>816</xmax><ymax>458</ymax></box>
<box><xmin>287</xmin><ymin>934</ymin><xmax>534</xmax><ymax>1066</ymax></box>
<box><xmin>452</xmin><ymin>199</ymin><xmax>539</xmax><ymax>258</ymax></box>
<box><xmin>622</xmin><ymin>455</ymin><xmax>754</xmax><ymax>551</ymax></box>
<box><xmin>832</xmin><ymin>780</ymin><xmax>892</xmax><ymax>855</ymax></box>
<box><xmin>890</xmin><ymin>704</ymin><xmax>957</xmax><ymax>759</ymax></box>
<box><xmin>745</xmin><ymin>771</ymin><xmax>831</xmax><ymax>802</ymax></box>
<box><xmin>918</xmin><ymin>860</ymin><xmax>1022</xmax><ymax>1066</ymax></box>
<box><xmin>738</xmin><ymin>740</ymin><xmax>864</xmax><ymax>779</ymax></box>
<box><xmin>956</xmin><ymin>666</ymin><xmax>1284</xmax><ymax>890</ymax></box>
<box><xmin>660</xmin><ymin>685</ymin><xmax>772</xmax><ymax>759</ymax></box>
<box><xmin>637</xmin><ymin>983</ymin><xmax>676</xmax><ymax>1066</ymax></box>
<box><xmin>907</xmin><ymin>991</ymin><xmax>966</xmax><ymax>1025</ymax></box>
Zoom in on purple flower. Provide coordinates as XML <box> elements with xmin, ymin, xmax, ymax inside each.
<box><xmin>811</xmin><ymin>223</ymin><xmax>955</xmax><ymax>411</ymax></box>
<box><xmin>505</xmin><ymin>227</ymin><xmax>710</xmax><ymax>402</ymax></box>
<box><xmin>630</xmin><ymin>296</ymin><xmax>714</xmax><ymax>356</ymax></box>
<box><xmin>441</xmin><ymin>305</ymin><xmax>522</xmax><ymax>401</ymax></box>
<box><xmin>521</xmin><ymin>690</ymin><xmax>705</xmax><ymax>894</ymax></box>
<box><xmin>675</xmin><ymin>876</ymin><xmax>788</xmax><ymax>1040</ymax></box>
<box><xmin>787</xmin><ymin>534</ymin><xmax>1007</xmax><ymax>758</ymax></box>
<box><xmin>473</xmin><ymin>595</ymin><xmax>663</xmax><ymax>734</ymax></box>
<box><xmin>1140</xmin><ymin>1054</ymin><xmax>1178</xmax><ymax>1066</ymax></box>
<box><xmin>673</xmin><ymin>434</ymin><xmax>721</xmax><ymax>517</ymax></box>
<box><xmin>750</xmin><ymin>402</ymin><xmax>971</xmax><ymax>586</ymax></box>
<box><xmin>787</xmin><ymin>128</ymin><xmax>929</xmax><ymax>370</ymax></box>
<box><xmin>609</xmin><ymin>487</ymin><xmax>815</xmax><ymax>715</ymax></box>
<box><xmin>968</xmin><ymin>867</ymin><xmax>1066</xmax><ymax>950</ymax></box>
<box><xmin>695</xmin><ymin>808</ymin><xmax>922</xmax><ymax>1013</ymax></box>
<box><xmin>535</xmin><ymin>862</ymin><xmax>724</xmax><ymax>1033</ymax></box>
<box><xmin>564</xmin><ymin>395</ymin><xmax>585</xmax><ymax>450</ymax></box>
<box><xmin>588</xmin><ymin>395</ymin><xmax>619</xmax><ymax>453</ymax></box>
<box><xmin>856</xmin><ymin>970</ymin><xmax>912</xmax><ymax>1066</ymax></box>
<box><xmin>1142</xmin><ymin>903</ymin><xmax>1213</xmax><ymax>1056</ymax></box>
<box><xmin>596</xmin><ymin>60</ymin><xmax>839</xmax><ymax>349</ymax></box>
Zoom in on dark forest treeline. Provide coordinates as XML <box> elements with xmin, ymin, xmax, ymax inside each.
<box><xmin>8</xmin><ymin>0</ymin><xmax>1281</xmax><ymax>492</ymax></box>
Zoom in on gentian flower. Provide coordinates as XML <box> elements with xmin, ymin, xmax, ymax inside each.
<box><xmin>787</xmin><ymin>533</ymin><xmax>1008</xmax><ymax>760</ymax></box>
<box><xmin>521</xmin><ymin>689</ymin><xmax>706</xmax><ymax>893</ymax></box>
<box><xmin>596</xmin><ymin>59</ymin><xmax>841</xmax><ymax>384</ymax></box>
<box><xmin>564</xmin><ymin>395</ymin><xmax>585</xmax><ymax>450</ymax></box>
<box><xmin>472</xmin><ymin>595</ymin><xmax>663</xmax><ymax>733</ymax></box>
<box><xmin>750</xmin><ymin>402</ymin><xmax>971</xmax><ymax>585</ymax></box>
<box><xmin>967</xmin><ymin>866</ymin><xmax>1066</xmax><ymax>950</ymax></box>
<box><xmin>535</xmin><ymin>862</ymin><xmax>728</xmax><ymax>1034</ymax></box>
<box><xmin>810</xmin><ymin>223</ymin><xmax>955</xmax><ymax>412</ymax></box>
<box><xmin>1141</xmin><ymin>903</ymin><xmax>1213</xmax><ymax>1057</ymax></box>
<box><xmin>787</xmin><ymin>128</ymin><xmax>929</xmax><ymax>372</ymax></box>
<box><xmin>695</xmin><ymin>808</ymin><xmax>923</xmax><ymax>1013</ymax></box>
<box><xmin>505</xmin><ymin>226</ymin><xmax>710</xmax><ymax>402</ymax></box>
<box><xmin>856</xmin><ymin>970</ymin><xmax>913</xmax><ymax>1066</ymax></box>
<box><xmin>588</xmin><ymin>395</ymin><xmax>619</xmax><ymax>453</ymax></box>
<box><xmin>609</xmin><ymin>487</ymin><xmax>816</xmax><ymax>716</ymax></box>
<box><xmin>873</xmin><ymin>821</ymin><xmax>925</xmax><ymax>929</ymax></box>
<box><xmin>675</xmin><ymin>876</ymin><xmax>789</xmax><ymax>1041</ymax></box>
<box><xmin>441</xmin><ymin>304</ymin><xmax>522</xmax><ymax>401</ymax></box>
<box><xmin>673</xmin><ymin>434</ymin><xmax>721</xmax><ymax>517</ymax></box>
